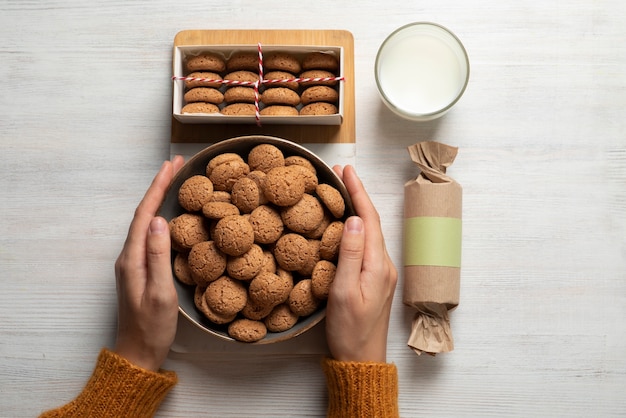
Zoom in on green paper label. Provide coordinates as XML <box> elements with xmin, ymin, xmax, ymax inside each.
<box><xmin>404</xmin><ymin>217</ymin><xmax>462</xmax><ymax>268</ymax></box>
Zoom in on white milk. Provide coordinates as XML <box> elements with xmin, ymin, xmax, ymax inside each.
<box><xmin>376</xmin><ymin>23</ymin><xmax>469</xmax><ymax>120</ymax></box>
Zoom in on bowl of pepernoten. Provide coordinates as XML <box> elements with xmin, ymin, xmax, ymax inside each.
<box><xmin>158</xmin><ymin>135</ymin><xmax>354</xmax><ymax>344</ymax></box>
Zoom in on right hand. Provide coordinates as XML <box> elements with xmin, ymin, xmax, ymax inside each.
<box><xmin>325</xmin><ymin>165</ymin><xmax>398</xmax><ymax>363</ymax></box>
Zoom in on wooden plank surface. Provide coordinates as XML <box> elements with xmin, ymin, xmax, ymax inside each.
<box><xmin>1</xmin><ymin>2</ymin><xmax>625</xmax><ymax>417</ymax></box>
<box><xmin>171</xmin><ymin>29</ymin><xmax>355</xmax><ymax>144</ymax></box>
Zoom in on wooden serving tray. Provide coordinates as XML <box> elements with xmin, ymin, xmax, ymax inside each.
<box><xmin>171</xmin><ymin>29</ymin><xmax>355</xmax><ymax>145</ymax></box>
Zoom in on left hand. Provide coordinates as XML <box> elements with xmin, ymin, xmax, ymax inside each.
<box><xmin>114</xmin><ymin>156</ymin><xmax>184</xmax><ymax>371</ymax></box>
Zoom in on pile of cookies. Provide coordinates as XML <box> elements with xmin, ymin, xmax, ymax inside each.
<box><xmin>181</xmin><ymin>50</ymin><xmax>340</xmax><ymax>116</ymax></box>
<box><xmin>169</xmin><ymin>143</ymin><xmax>347</xmax><ymax>342</ymax></box>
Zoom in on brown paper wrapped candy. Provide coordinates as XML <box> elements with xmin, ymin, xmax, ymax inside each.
<box><xmin>404</xmin><ymin>141</ymin><xmax>462</xmax><ymax>355</ymax></box>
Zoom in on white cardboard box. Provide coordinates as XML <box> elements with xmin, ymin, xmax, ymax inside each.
<box><xmin>172</xmin><ymin>45</ymin><xmax>344</xmax><ymax>125</ymax></box>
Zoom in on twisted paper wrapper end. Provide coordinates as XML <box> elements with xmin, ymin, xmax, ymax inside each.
<box><xmin>407</xmin><ymin>140</ymin><xmax>458</xmax><ymax>183</ymax></box>
<box><xmin>408</xmin><ymin>303</ymin><xmax>454</xmax><ymax>356</ymax></box>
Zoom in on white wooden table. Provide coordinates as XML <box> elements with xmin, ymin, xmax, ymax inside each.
<box><xmin>1</xmin><ymin>2</ymin><xmax>625</xmax><ymax>417</ymax></box>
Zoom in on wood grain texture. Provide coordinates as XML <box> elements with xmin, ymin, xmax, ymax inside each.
<box><xmin>1</xmin><ymin>1</ymin><xmax>625</xmax><ymax>417</ymax></box>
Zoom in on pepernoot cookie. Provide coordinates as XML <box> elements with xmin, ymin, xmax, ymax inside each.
<box><xmin>221</xmin><ymin>103</ymin><xmax>257</xmax><ymax>116</ymax></box>
<box><xmin>300</xmin><ymin>86</ymin><xmax>339</xmax><ymax>105</ymax></box>
<box><xmin>281</xmin><ymin>194</ymin><xmax>325</xmax><ymax>234</ymax></box>
<box><xmin>297</xmin><ymin>239</ymin><xmax>321</xmax><ymax>276</ymax></box>
<box><xmin>241</xmin><ymin>298</ymin><xmax>274</xmax><ymax>321</ymax></box>
<box><xmin>302</xmin><ymin>52</ymin><xmax>339</xmax><ymax>72</ymax></box>
<box><xmin>206</xmin><ymin>153</ymin><xmax>244</xmax><ymax>176</ymax></box>
<box><xmin>315</xmin><ymin>183</ymin><xmax>346</xmax><ymax>218</ymax></box>
<box><xmin>195</xmin><ymin>286</ymin><xmax>237</xmax><ymax>325</ymax></box>
<box><xmin>201</xmin><ymin>201</ymin><xmax>240</xmax><ymax>219</ymax></box>
<box><xmin>226</xmin><ymin>52</ymin><xmax>260</xmax><ymax>72</ymax></box>
<box><xmin>290</xmin><ymin>164</ymin><xmax>318</xmax><ymax>193</ymax></box>
<box><xmin>264</xmin><ymin>52</ymin><xmax>301</xmax><ymax>74</ymax></box>
<box><xmin>288</xmin><ymin>279</ymin><xmax>321</xmax><ymax>317</ymax></box>
<box><xmin>299</xmin><ymin>70</ymin><xmax>338</xmax><ymax>87</ymax></box>
<box><xmin>227</xmin><ymin>243</ymin><xmax>264</xmax><ymax>281</ymax></box>
<box><xmin>247</xmin><ymin>170</ymin><xmax>267</xmax><ymax>188</ymax></box>
<box><xmin>284</xmin><ymin>155</ymin><xmax>316</xmax><ymax>175</ymax></box>
<box><xmin>223</xmin><ymin>70</ymin><xmax>259</xmax><ymax>85</ymax></box>
<box><xmin>304</xmin><ymin>212</ymin><xmax>332</xmax><ymax>239</ymax></box>
<box><xmin>207</xmin><ymin>190</ymin><xmax>232</xmax><ymax>204</ymax></box>
<box><xmin>264</xmin><ymin>71</ymin><xmax>299</xmax><ymax>90</ymax></box>
<box><xmin>173</xmin><ymin>252</ymin><xmax>195</xmax><ymax>286</ymax></box>
<box><xmin>178</xmin><ymin>175</ymin><xmax>214</xmax><ymax>212</ymax></box>
<box><xmin>276</xmin><ymin>267</ymin><xmax>294</xmax><ymax>283</ymax></box>
<box><xmin>260</xmin><ymin>105</ymin><xmax>298</xmax><ymax>116</ymax></box>
<box><xmin>248</xmin><ymin>144</ymin><xmax>285</xmax><ymax>173</ymax></box>
<box><xmin>185</xmin><ymin>72</ymin><xmax>223</xmax><ymax>89</ymax></box>
<box><xmin>184</xmin><ymin>87</ymin><xmax>224</xmax><ymax>105</ymax></box>
<box><xmin>169</xmin><ymin>213</ymin><xmax>210</xmax><ymax>251</ymax></box>
<box><xmin>186</xmin><ymin>53</ymin><xmax>226</xmax><ymax>73</ymax></box>
<box><xmin>259</xmin><ymin>250</ymin><xmax>277</xmax><ymax>274</ymax></box>
<box><xmin>213</xmin><ymin>215</ymin><xmax>254</xmax><ymax>256</ymax></box>
<box><xmin>187</xmin><ymin>240</ymin><xmax>227</xmax><ymax>287</ymax></box>
<box><xmin>224</xmin><ymin>86</ymin><xmax>257</xmax><ymax>104</ymax></box>
<box><xmin>299</xmin><ymin>102</ymin><xmax>338</xmax><ymax>116</ymax></box>
<box><xmin>264</xmin><ymin>166</ymin><xmax>306</xmax><ymax>206</ymax></box>
<box><xmin>194</xmin><ymin>285</ymin><xmax>207</xmax><ymax>311</ymax></box>
<box><xmin>204</xmin><ymin>276</ymin><xmax>248</xmax><ymax>316</ymax></box>
<box><xmin>224</xmin><ymin>86</ymin><xmax>256</xmax><ymax>104</ymax></box>
<box><xmin>231</xmin><ymin>177</ymin><xmax>263</xmax><ymax>214</ymax></box>
<box><xmin>248</xmin><ymin>271</ymin><xmax>293</xmax><ymax>309</ymax></box>
<box><xmin>228</xmin><ymin>318</ymin><xmax>267</xmax><ymax>343</ymax></box>
<box><xmin>260</xmin><ymin>87</ymin><xmax>300</xmax><ymax>107</ymax></box>
<box><xmin>181</xmin><ymin>102</ymin><xmax>220</xmax><ymax>114</ymax></box>
<box><xmin>264</xmin><ymin>303</ymin><xmax>299</xmax><ymax>332</ymax></box>
<box><xmin>311</xmin><ymin>259</ymin><xmax>337</xmax><ymax>300</ymax></box>
<box><xmin>319</xmin><ymin>221</ymin><xmax>344</xmax><ymax>261</ymax></box>
<box><xmin>249</xmin><ymin>204</ymin><xmax>284</xmax><ymax>244</ymax></box>
<box><xmin>273</xmin><ymin>233</ymin><xmax>313</xmax><ymax>272</ymax></box>
<box><xmin>246</xmin><ymin>171</ymin><xmax>268</xmax><ymax>204</ymax></box>
<box><xmin>209</xmin><ymin>159</ymin><xmax>250</xmax><ymax>192</ymax></box>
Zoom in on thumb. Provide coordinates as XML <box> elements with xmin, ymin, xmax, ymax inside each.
<box><xmin>333</xmin><ymin>216</ymin><xmax>365</xmax><ymax>289</ymax></box>
<box><xmin>146</xmin><ymin>216</ymin><xmax>174</xmax><ymax>288</ymax></box>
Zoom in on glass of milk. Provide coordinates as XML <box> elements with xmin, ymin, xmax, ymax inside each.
<box><xmin>375</xmin><ymin>22</ymin><xmax>469</xmax><ymax>121</ymax></box>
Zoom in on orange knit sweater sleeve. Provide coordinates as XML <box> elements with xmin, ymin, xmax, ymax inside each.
<box><xmin>39</xmin><ymin>348</ymin><xmax>178</xmax><ymax>418</ymax></box>
<box><xmin>322</xmin><ymin>358</ymin><xmax>399</xmax><ymax>418</ymax></box>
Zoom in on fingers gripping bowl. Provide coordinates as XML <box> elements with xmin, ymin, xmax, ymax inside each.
<box><xmin>158</xmin><ymin>136</ymin><xmax>354</xmax><ymax>344</ymax></box>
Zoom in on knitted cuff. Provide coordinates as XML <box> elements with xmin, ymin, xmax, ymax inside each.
<box><xmin>322</xmin><ymin>358</ymin><xmax>399</xmax><ymax>418</ymax></box>
<box><xmin>40</xmin><ymin>348</ymin><xmax>178</xmax><ymax>418</ymax></box>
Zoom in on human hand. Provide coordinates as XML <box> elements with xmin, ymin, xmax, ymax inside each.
<box><xmin>325</xmin><ymin>165</ymin><xmax>398</xmax><ymax>363</ymax></box>
<box><xmin>114</xmin><ymin>156</ymin><xmax>185</xmax><ymax>372</ymax></box>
